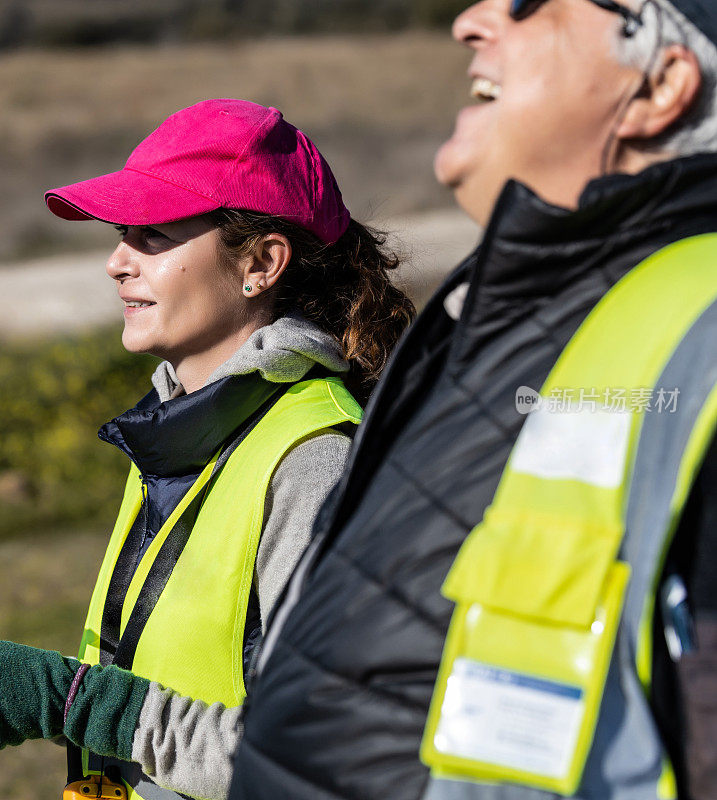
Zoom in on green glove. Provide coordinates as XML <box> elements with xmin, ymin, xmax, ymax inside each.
<box><xmin>0</xmin><ymin>640</ymin><xmax>150</xmax><ymax>763</ymax></box>
<box><xmin>0</xmin><ymin>640</ymin><xmax>80</xmax><ymax>747</ymax></box>
<box><xmin>64</xmin><ymin>661</ymin><xmax>149</xmax><ymax>761</ymax></box>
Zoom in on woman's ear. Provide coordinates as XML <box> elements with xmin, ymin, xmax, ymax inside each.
<box><xmin>617</xmin><ymin>45</ymin><xmax>702</xmax><ymax>142</ymax></box>
<box><xmin>241</xmin><ymin>234</ymin><xmax>292</xmax><ymax>298</ymax></box>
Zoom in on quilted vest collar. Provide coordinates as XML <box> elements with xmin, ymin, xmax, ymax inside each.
<box><xmin>98</xmin><ymin>372</ymin><xmax>278</xmax><ymax>478</ymax></box>
<box><xmin>449</xmin><ymin>152</ymin><xmax>717</xmax><ymax>363</ymax></box>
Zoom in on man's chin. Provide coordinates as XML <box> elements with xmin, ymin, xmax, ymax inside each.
<box><xmin>433</xmin><ymin>148</ymin><xmax>488</xmax><ymax>226</ymax></box>
<box><xmin>433</xmin><ymin>139</ymin><xmax>463</xmax><ymax>188</ymax></box>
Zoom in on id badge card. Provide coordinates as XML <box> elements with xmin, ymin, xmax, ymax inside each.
<box><xmin>421</xmin><ymin>562</ymin><xmax>630</xmax><ymax>796</ymax></box>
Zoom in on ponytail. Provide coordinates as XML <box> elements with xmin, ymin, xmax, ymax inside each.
<box><xmin>210</xmin><ymin>209</ymin><xmax>415</xmax><ymax>404</ymax></box>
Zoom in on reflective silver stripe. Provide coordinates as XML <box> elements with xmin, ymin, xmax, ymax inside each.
<box><xmin>422</xmin><ymin>776</ymin><xmax>548</xmax><ymax>800</ymax></box>
<box><xmin>571</xmin><ymin>303</ymin><xmax>717</xmax><ymax>800</ymax></box>
<box><xmin>580</xmin><ymin>299</ymin><xmax>717</xmax><ymax>800</ymax></box>
<box><xmin>621</xmin><ymin>298</ymin><xmax>717</xmax><ymax>648</ymax></box>
<box><xmin>425</xmin><ymin>299</ymin><xmax>717</xmax><ymax>800</ymax></box>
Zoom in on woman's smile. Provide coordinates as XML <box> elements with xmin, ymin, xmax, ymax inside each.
<box><xmin>121</xmin><ymin>293</ymin><xmax>157</xmax><ymax>316</ymax></box>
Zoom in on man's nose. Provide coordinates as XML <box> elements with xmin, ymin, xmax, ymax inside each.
<box><xmin>452</xmin><ymin>0</ymin><xmax>505</xmax><ymax>44</ymax></box>
<box><xmin>105</xmin><ymin>241</ymin><xmax>138</xmax><ymax>282</ymax></box>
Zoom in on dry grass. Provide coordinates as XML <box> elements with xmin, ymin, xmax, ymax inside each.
<box><xmin>0</xmin><ymin>32</ymin><xmax>468</xmax><ymax>260</ymax></box>
<box><xmin>0</xmin><ymin>530</ymin><xmax>108</xmax><ymax>795</ymax></box>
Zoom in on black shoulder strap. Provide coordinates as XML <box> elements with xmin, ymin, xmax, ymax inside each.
<box><xmin>105</xmin><ymin>382</ymin><xmax>288</xmax><ymax>669</ymax></box>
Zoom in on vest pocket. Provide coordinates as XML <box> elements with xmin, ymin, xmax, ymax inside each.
<box><xmin>422</xmin><ymin>510</ymin><xmax>631</xmax><ymax>795</ymax></box>
<box><xmin>443</xmin><ymin>507</ymin><xmax>625</xmax><ymax>628</ymax></box>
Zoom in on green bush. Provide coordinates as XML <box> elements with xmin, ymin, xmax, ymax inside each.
<box><xmin>0</xmin><ymin>328</ymin><xmax>157</xmax><ymax>539</ymax></box>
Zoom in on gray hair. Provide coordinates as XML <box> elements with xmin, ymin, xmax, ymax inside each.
<box><xmin>615</xmin><ymin>0</ymin><xmax>717</xmax><ymax>155</ymax></box>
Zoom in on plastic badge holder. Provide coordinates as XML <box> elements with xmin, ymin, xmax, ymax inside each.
<box><xmin>421</xmin><ymin>561</ymin><xmax>630</xmax><ymax>796</ymax></box>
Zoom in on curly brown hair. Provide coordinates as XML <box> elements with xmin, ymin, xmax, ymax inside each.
<box><xmin>209</xmin><ymin>208</ymin><xmax>415</xmax><ymax>405</ymax></box>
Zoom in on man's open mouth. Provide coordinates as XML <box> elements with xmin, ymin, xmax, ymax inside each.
<box><xmin>470</xmin><ymin>77</ymin><xmax>501</xmax><ymax>102</ymax></box>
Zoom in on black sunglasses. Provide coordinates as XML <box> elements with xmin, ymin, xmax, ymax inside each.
<box><xmin>510</xmin><ymin>0</ymin><xmax>643</xmax><ymax>37</ymax></box>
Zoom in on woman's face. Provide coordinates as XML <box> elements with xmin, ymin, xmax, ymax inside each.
<box><xmin>106</xmin><ymin>216</ymin><xmax>252</xmax><ymax>366</ymax></box>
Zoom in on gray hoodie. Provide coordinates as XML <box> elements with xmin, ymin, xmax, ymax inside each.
<box><xmin>130</xmin><ymin>315</ymin><xmax>354</xmax><ymax>799</ymax></box>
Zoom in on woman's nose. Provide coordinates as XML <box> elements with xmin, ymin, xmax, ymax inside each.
<box><xmin>105</xmin><ymin>241</ymin><xmax>138</xmax><ymax>282</ymax></box>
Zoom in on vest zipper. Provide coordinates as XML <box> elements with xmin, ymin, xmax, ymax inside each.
<box><xmin>140</xmin><ymin>474</ymin><xmax>148</xmax><ymax>519</ymax></box>
<box><xmin>137</xmin><ymin>474</ymin><xmax>149</xmax><ymax>562</ymax></box>
<box><xmin>97</xmin><ymin>428</ymin><xmax>151</xmax><ymax>555</ymax></box>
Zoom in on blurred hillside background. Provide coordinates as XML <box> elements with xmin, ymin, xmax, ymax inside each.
<box><xmin>0</xmin><ymin>0</ymin><xmax>479</xmax><ymax>262</ymax></box>
<box><xmin>0</xmin><ymin>2</ymin><xmax>479</xmax><ymax>795</ymax></box>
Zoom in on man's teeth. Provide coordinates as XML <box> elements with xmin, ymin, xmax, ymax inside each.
<box><xmin>125</xmin><ymin>301</ymin><xmax>154</xmax><ymax>308</ymax></box>
<box><xmin>470</xmin><ymin>77</ymin><xmax>501</xmax><ymax>102</ymax></box>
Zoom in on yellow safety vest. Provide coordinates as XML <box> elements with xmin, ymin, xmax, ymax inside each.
<box><xmin>78</xmin><ymin>377</ymin><xmax>362</xmax><ymax>799</ymax></box>
<box><xmin>422</xmin><ymin>235</ymin><xmax>717</xmax><ymax>799</ymax></box>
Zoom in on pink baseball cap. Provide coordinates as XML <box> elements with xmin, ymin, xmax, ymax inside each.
<box><xmin>45</xmin><ymin>99</ymin><xmax>350</xmax><ymax>244</ymax></box>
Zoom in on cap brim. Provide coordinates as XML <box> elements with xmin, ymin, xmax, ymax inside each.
<box><xmin>45</xmin><ymin>168</ymin><xmax>221</xmax><ymax>225</ymax></box>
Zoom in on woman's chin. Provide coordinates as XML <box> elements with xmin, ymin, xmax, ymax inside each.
<box><xmin>121</xmin><ymin>329</ymin><xmax>157</xmax><ymax>356</ymax></box>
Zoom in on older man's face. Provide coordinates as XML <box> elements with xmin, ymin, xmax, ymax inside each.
<box><xmin>436</xmin><ymin>0</ymin><xmax>645</xmax><ymax>226</ymax></box>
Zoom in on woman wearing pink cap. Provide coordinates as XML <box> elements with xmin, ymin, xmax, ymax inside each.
<box><xmin>0</xmin><ymin>99</ymin><xmax>413</xmax><ymax>800</ymax></box>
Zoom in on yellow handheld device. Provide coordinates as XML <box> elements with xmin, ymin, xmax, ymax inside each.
<box><xmin>63</xmin><ymin>775</ymin><xmax>127</xmax><ymax>800</ymax></box>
